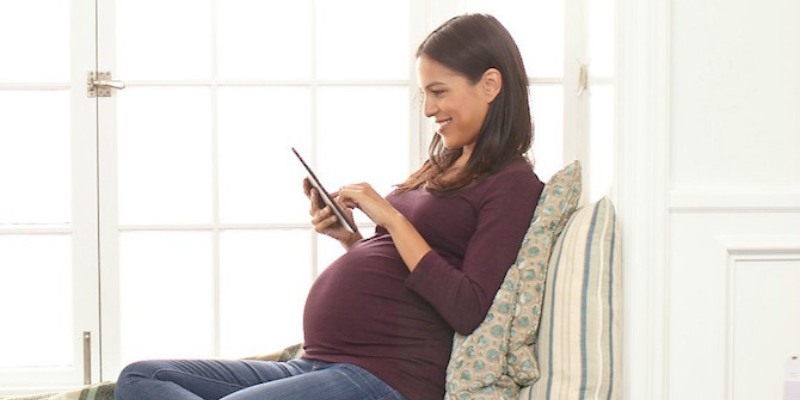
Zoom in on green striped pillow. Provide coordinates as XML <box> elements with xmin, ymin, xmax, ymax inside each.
<box><xmin>519</xmin><ymin>197</ymin><xmax>622</xmax><ymax>400</ymax></box>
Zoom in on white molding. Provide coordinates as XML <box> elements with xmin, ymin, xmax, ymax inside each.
<box><xmin>0</xmin><ymin>226</ymin><xmax>72</xmax><ymax>235</ymax></box>
<box><xmin>718</xmin><ymin>236</ymin><xmax>800</xmax><ymax>255</ymax></box>
<box><xmin>614</xmin><ymin>0</ymin><xmax>671</xmax><ymax>399</ymax></box>
<box><xmin>0</xmin><ymin>83</ymin><xmax>70</xmax><ymax>90</ymax></box>
<box><xmin>96</xmin><ymin>0</ymin><xmax>122</xmax><ymax>382</ymax></box>
<box><xmin>671</xmin><ymin>187</ymin><xmax>800</xmax><ymax>213</ymax></box>
<box><xmin>719</xmin><ymin>237</ymin><xmax>800</xmax><ymax>400</ymax></box>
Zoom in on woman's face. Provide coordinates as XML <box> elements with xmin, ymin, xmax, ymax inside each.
<box><xmin>416</xmin><ymin>56</ymin><xmax>496</xmax><ymax>156</ymax></box>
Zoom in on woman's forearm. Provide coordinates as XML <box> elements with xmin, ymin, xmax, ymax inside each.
<box><xmin>384</xmin><ymin>212</ymin><xmax>432</xmax><ymax>272</ymax></box>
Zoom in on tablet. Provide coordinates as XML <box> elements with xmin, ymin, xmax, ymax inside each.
<box><xmin>292</xmin><ymin>147</ymin><xmax>358</xmax><ymax>233</ymax></box>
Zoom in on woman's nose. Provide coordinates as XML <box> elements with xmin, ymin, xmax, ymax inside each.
<box><xmin>423</xmin><ymin>96</ymin><xmax>437</xmax><ymax>118</ymax></box>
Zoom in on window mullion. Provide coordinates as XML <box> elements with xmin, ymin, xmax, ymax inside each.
<box><xmin>564</xmin><ymin>0</ymin><xmax>591</xmax><ymax>204</ymax></box>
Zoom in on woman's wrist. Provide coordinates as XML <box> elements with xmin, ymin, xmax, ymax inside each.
<box><xmin>341</xmin><ymin>231</ymin><xmax>363</xmax><ymax>250</ymax></box>
<box><xmin>382</xmin><ymin>211</ymin><xmax>408</xmax><ymax>233</ymax></box>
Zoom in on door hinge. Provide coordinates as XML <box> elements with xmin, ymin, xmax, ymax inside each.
<box><xmin>88</xmin><ymin>71</ymin><xmax>126</xmax><ymax>98</ymax></box>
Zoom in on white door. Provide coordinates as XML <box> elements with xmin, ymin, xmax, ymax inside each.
<box><xmin>0</xmin><ymin>0</ymin><xmax>101</xmax><ymax>392</ymax></box>
<box><xmin>96</xmin><ymin>0</ymin><xmax>422</xmax><ymax>380</ymax></box>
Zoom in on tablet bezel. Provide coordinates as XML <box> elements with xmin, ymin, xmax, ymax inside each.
<box><xmin>292</xmin><ymin>147</ymin><xmax>358</xmax><ymax>234</ymax></box>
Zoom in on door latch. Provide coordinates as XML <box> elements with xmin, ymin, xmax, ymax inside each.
<box><xmin>88</xmin><ymin>71</ymin><xmax>126</xmax><ymax>98</ymax></box>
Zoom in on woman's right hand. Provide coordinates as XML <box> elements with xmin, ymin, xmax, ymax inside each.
<box><xmin>303</xmin><ymin>178</ymin><xmax>362</xmax><ymax>249</ymax></box>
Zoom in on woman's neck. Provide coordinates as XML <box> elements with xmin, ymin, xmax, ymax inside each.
<box><xmin>453</xmin><ymin>146</ymin><xmax>473</xmax><ymax>169</ymax></box>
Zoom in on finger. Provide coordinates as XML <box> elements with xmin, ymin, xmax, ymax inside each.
<box><xmin>302</xmin><ymin>178</ymin><xmax>312</xmax><ymax>196</ymax></box>
<box><xmin>342</xmin><ymin>199</ymin><xmax>360</xmax><ymax>209</ymax></box>
<box><xmin>310</xmin><ymin>188</ymin><xmax>324</xmax><ymax>210</ymax></box>
<box><xmin>336</xmin><ymin>195</ymin><xmax>358</xmax><ymax>210</ymax></box>
<box><xmin>309</xmin><ymin>193</ymin><xmax>325</xmax><ymax>217</ymax></box>
<box><xmin>334</xmin><ymin>185</ymin><xmax>356</xmax><ymax>202</ymax></box>
<box><xmin>311</xmin><ymin>205</ymin><xmax>331</xmax><ymax>223</ymax></box>
<box><xmin>315</xmin><ymin>222</ymin><xmax>338</xmax><ymax>234</ymax></box>
<box><xmin>336</xmin><ymin>186</ymin><xmax>363</xmax><ymax>208</ymax></box>
<box><xmin>313</xmin><ymin>212</ymin><xmax>339</xmax><ymax>233</ymax></box>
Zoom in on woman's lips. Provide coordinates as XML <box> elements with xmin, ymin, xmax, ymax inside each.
<box><xmin>436</xmin><ymin>117</ymin><xmax>452</xmax><ymax>132</ymax></box>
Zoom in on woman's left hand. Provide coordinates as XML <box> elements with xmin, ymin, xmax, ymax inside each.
<box><xmin>335</xmin><ymin>183</ymin><xmax>401</xmax><ymax>229</ymax></box>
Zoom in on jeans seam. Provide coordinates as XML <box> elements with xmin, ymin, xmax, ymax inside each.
<box><xmin>338</xmin><ymin>364</ymin><xmax>407</xmax><ymax>400</ymax></box>
<box><xmin>152</xmin><ymin>368</ymin><xmax>246</xmax><ymax>391</ymax></box>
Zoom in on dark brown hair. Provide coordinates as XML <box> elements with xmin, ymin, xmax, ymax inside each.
<box><xmin>398</xmin><ymin>13</ymin><xmax>533</xmax><ymax>195</ymax></box>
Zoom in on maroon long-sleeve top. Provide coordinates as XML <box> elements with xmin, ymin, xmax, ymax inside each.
<box><xmin>303</xmin><ymin>157</ymin><xmax>543</xmax><ymax>400</ymax></box>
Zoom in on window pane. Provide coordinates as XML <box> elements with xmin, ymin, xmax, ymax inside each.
<box><xmin>119</xmin><ymin>232</ymin><xmax>213</xmax><ymax>363</ymax></box>
<box><xmin>0</xmin><ymin>235</ymin><xmax>72</xmax><ymax>367</ymax></box>
<box><xmin>117</xmin><ymin>88</ymin><xmax>212</xmax><ymax>225</ymax></box>
<box><xmin>218</xmin><ymin>87</ymin><xmax>311</xmax><ymax>224</ymax></box>
<box><xmin>589</xmin><ymin>85</ymin><xmax>614</xmax><ymax>201</ymax></box>
<box><xmin>317</xmin><ymin>0</ymin><xmax>409</xmax><ymax>80</ymax></box>
<box><xmin>219</xmin><ymin>230</ymin><xmax>311</xmax><ymax>358</ymax></box>
<box><xmin>0</xmin><ymin>91</ymin><xmax>70</xmax><ymax>224</ymax></box>
<box><xmin>467</xmin><ymin>0</ymin><xmax>564</xmax><ymax>78</ymax></box>
<box><xmin>317</xmin><ymin>87</ymin><xmax>409</xmax><ymax>223</ymax></box>
<box><xmin>530</xmin><ymin>85</ymin><xmax>564</xmax><ymax>181</ymax></box>
<box><xmin>217</xmin><ymin>0</ymin><xmax>312</xmax><ymax>80</ymax></box>
<box><xmin>0</xmin><ymin>0</ymin><xmax>69</xmax><ymax>82</ymax></box>
<box><xmin>589</xmin><ymin>0</ymin><xmax>615</xmax><ymax>77</ymax></box>
<box><xmin>117</xmin><ymin>0</ymin><xmax>211</xmax><ymax>80</ymax></box>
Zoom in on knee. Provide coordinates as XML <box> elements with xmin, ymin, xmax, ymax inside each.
<box><xmin>118</xmin><ymin>360</ymin><xmax>164</xmax><ymax>381</ymax></box>
<box><xmin>115</xmin><ymin>360</ymin><xmax>167</xmax><ymax>400</ymax></box>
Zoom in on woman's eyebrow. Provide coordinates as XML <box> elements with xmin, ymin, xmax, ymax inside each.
<box><xmin>424</xmin><ymin>82</ymin><xmax>446</xmax><ymax>90</ymax></box>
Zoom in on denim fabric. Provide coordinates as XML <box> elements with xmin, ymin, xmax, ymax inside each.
<box><xmin>115</xmin><ymin>357</ymin><xmax>409</xmax><ymax>400</ymax></box>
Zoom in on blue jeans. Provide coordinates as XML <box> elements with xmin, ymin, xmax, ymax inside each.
<box><xmin>114</xmin><ymin>357</ymin><xmax>409</xmax><ymax>400</ymax></box>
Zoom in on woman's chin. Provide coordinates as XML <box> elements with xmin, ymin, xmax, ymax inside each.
<box><xmin>437</xmin><ymin>134</ymin><xmax>457</xmax><ymax>150</ymax></box>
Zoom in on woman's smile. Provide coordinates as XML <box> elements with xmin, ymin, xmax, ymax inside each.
<box><xmin>435</xmin><ymin>117</ymin><xmax>453</xmax><ymax>132</ymax></box>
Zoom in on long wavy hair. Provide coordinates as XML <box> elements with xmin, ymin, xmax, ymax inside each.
<box><xmin>397</xmin><ymin>14</ymin><xmax>533</xmax><ymax>195</ymax></box>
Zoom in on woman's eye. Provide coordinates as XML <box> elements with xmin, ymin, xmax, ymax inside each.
<box><xmin>432</xmin><ymin>90</ymin><xmax>445</xmax><ymax>96</ymax></box>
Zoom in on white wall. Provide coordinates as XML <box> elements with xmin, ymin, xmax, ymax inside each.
<box><xmin>668</xmin><ymin>0</ymin><xmax>800</xmax><ymax>398</ymax></box>
<box><xmin>619</xmin><ymin>0</ymin><xmax>800</xmax><ymax>399</ymax></box>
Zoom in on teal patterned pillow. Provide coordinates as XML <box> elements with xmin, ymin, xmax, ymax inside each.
<box><xmin>506</xmin><ymin>161</ymin><xmax>582</xmax><ymax>386</ymax></box>
<box><xmin>446</xmin><ymin>267</ymin><xmax>521</xmax><ymax>400</ymax></box>
<box><xmin>445</xmin><ymin>161</ymin><xmax>582</xmax><ymax>399</ymax></box>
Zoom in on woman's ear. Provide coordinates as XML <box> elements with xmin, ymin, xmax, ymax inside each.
<box><xmin>481</xmin><ymin>68</ymin><xmax>502</xmax><ymax>103</ymax></box>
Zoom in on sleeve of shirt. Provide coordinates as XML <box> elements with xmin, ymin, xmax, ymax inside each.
<box><xmin>404</xmin><ymin>165</ymin><xmax>543</xmax><ymax>335</ymax></box>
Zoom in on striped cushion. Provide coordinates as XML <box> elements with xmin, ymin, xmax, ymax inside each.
<box><xmin>519</xmin><ymin>197</ymin><xmax>622</xmax><ymax>400</ymax></box>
